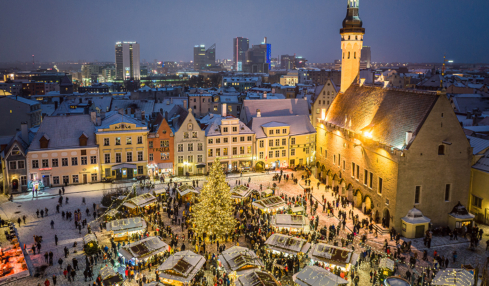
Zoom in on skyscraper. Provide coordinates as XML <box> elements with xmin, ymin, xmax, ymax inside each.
<box><xmin>233</xmin><ymin>37</ymin><xmax>249</xmax><ymax>71</ymax></box>
<box><xmin>340</xmin><ymin>0</ymin><xmax>364</xmax><ymax>93</ymax></box>
<box><xmin>361</xmin><ymin>46</ymin><xmax>371</xmax><ymax>69</ymax></box>
<box><xmin>243</xmin><ymin>37</ymin><xmax>271</xmax><ymax>73</ymax></box>
<box><xmin>193</xmin><ymin>44</ymin><xmax>216</xmax><ymax>70</ymax></box>
<box><xmin>115</xmin><ymin>42</ymin><xmax>140</xmax><ymax>80</ymax></box>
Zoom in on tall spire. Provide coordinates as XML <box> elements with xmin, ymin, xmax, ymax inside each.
<box><xmin>342</xmin><ymin>0</ymin><xmax>364</xmax><ymax>33</ymax></box>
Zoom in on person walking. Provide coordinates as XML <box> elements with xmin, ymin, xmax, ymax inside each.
<box><xmin>50</xmin><ymin>220</ymin><xmax>54</xmax><ymax>229</ymax></box>
<box><xmin>55</xmin><ymin>235</ymin><xmax>58</xmax><ymax>246</ymax></box>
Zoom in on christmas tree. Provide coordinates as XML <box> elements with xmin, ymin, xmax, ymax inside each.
<box><xmin>191</xmin><ymin>158</ymin><xmax>236</xmax><ymax>241</ymax></box>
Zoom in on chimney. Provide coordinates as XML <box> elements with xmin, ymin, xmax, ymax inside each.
<box><xmin>257</xmin><ymin>109</ymin><xmax>261</xmax><ymax>118</ymax></box>
<box><xmin>183</xmin><ymin>100</ymin><xmax>187</xmax><ymax>109</ymax></box>
<box><xmin>118</xmin><ymin>108</ymin><xmax>124</xmax><ymax>115</ymax></box>
<box><xmin>222</xmin><ymin>103</ymin><xmax>227</xmax><ymax>117</ymax></box>
<box><xmin>21</xmin><ymin>122</ymin><xmax>29</xmax><ymax>143</ymax></box>
<box><xmin>262</xmin><ymin>92</ymin><xmax>267</xmax><ymax>99</ymax></box>
<box><xmin>405</xmin><ymin>131</ymin><xmax>413</xmax><ymax>145</ymax></box>
<box><xmin>141</xmin><ymin>111</ymin><xmax>145</xmax><ymax>121</ymax></box>
<box><xmin>90</xmin><ymin>111</ymin><xmax>97</xmax><ymax>124</ymax></box>
<box><xmin>360</xmin><ymin>78</ymin><xmax>366</xmax><ymax>87</ymax></box>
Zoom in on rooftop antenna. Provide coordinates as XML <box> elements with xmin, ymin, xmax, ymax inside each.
<box><xmin>32</xmin><ymin>55</ymin><xmax>35</xmax><ymax>71</ymax></box>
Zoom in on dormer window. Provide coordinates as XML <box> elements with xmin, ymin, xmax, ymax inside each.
<box><xmin>79</xmin><ymin>132</ymin><xmax>88</xmax><ymax>146</ymax></box>
<box><xmin>40</xmin><ymin>134</ymin><xmax>50</xmax><ymax>149</ymax></box>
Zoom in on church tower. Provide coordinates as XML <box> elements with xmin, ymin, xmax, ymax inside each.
<box><xmin>340</xmin><ymin>0</ymin><xmax>365</xmax><ymax>93</ymax></box>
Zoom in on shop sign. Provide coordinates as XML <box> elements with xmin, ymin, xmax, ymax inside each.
<box><xmin>152</xmin><ymin>147</ymin><xmax>170</xmax><ymax>152</ymax></box>
<box><xmin>270</xmin><ymin>147</ymin><xmax>284</xmax><ymax>150</ymax></box>
<box><xmin>39</xmin><ymin>168</ymin><xmax>52</xmax><ymax>171</ymax></box>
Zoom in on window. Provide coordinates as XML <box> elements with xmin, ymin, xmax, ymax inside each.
<box><xmin>291</xmin><ymin>149</ymin><xmax>295</xmax><ymax>156</ymax></box>
<box><xmin>126</xmin><ymin>137</ymin><xmax>132</xmax><ymax>145</ymax></box>
<box><xmin>149</xmin><ymin>154</ymin><xmax>153</xmax><ymax>161</ymax></box>
<box><xmin>306</xmin><ymin>148</ymin><xmax>310</xmax><ymax>154</ymax></box>
<box><xmin>445</xmin><ymin>184</ymin><xmax>451</xmax><ymax>202</ymax></box>
<box><xmin>324</xmin><ymin>150</ymin><xmax>327</xmax><ymax>158</ymax></box>
<box><xmin>269</xmin><ymin>130</ymin><xmax>273</xmax><ymax>135</ymax></box>
<box><xmin>223</xmin><ymin>138</ymin><xmax>228</xmax><ymax>143</ymax></box>
<box><xmin>378</xmin><ymin>178</ymin><xmax>383</xmax><ymax>195</ymax></box>
<box><xmin>232</xmin><ymin>137</ymin><xmax>237</xmax><ymax>143</ymax></box>
<box><xmin>188</xmin><ymin>143</ymin><xmax>193</xmax><ymax>152</ymax></box>
<box><xmin>269</xmin><ymin>151</ymin><xmax>273</xmax><ymax>158</ymax></box>
<box><xmin>364</xmin><ymin>170</ymin><xmax>368</xmax><ymax>185</ymax></box>
<box><xmin>192</xmin><ymin>132</ymin><xmax>198</xmax><ymax>138</ymax></box>
<box><xmin>81</xmin><ymin>156</ymin><xmax>87</xmax><ymax>165</ymax></box>
<box><xmin>216</xmin><ymin>148</ymin><xmax>221</xmax><ymax>156</ymax></box>
<box><xmin>240</xmin><ymin>136</ymin><xmax>245</xmax><ymax>142</ymax></box>
<box><xmin>232</xmin><ymin>147</ymin><xmax>237</xmax><ymax>155</ymax></box>
<box><xmin>62</xmin><ymin>176</ymin><xmax>69</xmax><ymax>184</ymax></box>
<box><xmin>198</xmin><ymin>143</ymin><xmax>203</xmax><ymax>151</ymax></box>
<box><xmin>269</xmin><ymin>140</ymin><xmax>273</xmax><ymax>147</ymax></box>
<box><xmin>115</xmin><ymin>137</ymin><xmax>121</xmax><ymax>145</ymax></box>
<box><xmin>137</xmin><ymin>166</ymin><xmax>143</xmax><ymax>174</ymax></box>
<box><xmin>240</xmin><ymin>146</ymin><xmax>244</xmax><ymax>154</ymax></box>
<box><xmin>138</xmin><ymin>151</ymin><xmax>143</xmax><ymax>161</ymax></box>
<box><xmin>247</xmin><ymin>136</ymin><xmax>252</xmax><ymax>141</ymax></box>
<box><xmin>188</xmin><ymin>155</ymin><xmax>193</xmax><ymax>163</ymax></box>
<box><xmin>91</xmin><ymin>174</ymin><xmax>97</xmax><ymax>182</ymax></box>
<box><xmin>160</xmin><ymin>140</ymin><xmax>169</xmax><ymax>147</ymax></box>
<box><xmin>282</xmin><ymin>129</ymin><xmax>287</xmax><ymax>134</ymax></box>
<box><xmin>115</xmin><ymin>153</ymin><xmax>121</xmax><ymax>163</ymax></box>
<box><xmin>233</xmin><ymin>127</ymin><xmax>238</xmax><ymax>132</ymax></box>
<box><xmin>282</xmin><ymin>150</ymin><xmax>286</xmax><ymax>157</ymax></box>
<box><xmin>18</xmin><ymin>160</ymin><xmax>25</xmax><ymax>169</ymax></box>
<box><xmin>223</xmin><ymin>148</ymin><xmax>228</xmax><ymax>155</ymax></box>
<box><xmin>282</xmin><ymin>139</ymin><xmax>286</xmax><ymax>146</ymax></box>
<box><xmin>414</xmin><ymin>186</ymin><xmax>421</xmax><ymax>204</ymax></box>
<box><xmin>208</xmin><ymin>149</ymin><xmax>213</xmax><ymax>157</ymax></box>
<box><xmin>223</xmin><ymin>127</ymin><xmax>228</xmax><ymax>133</ymax></box>
<box><xmin>275</xmin><ymin>139</ymin><xmax>280</xmax><ymax>146</ymax></box>
<box><xmin>178</xmin><ymin>156</ymin><xmax>183</xmax><ymax>163</ymax></box>
<box><xmin>126</xmin><ymin>152</ymin><xmax>132</xmax><ymax>162</ymax></box>
<box><xmin>71</xmin><ymin>157</ymin><xmax>78</xmax><ymax>166</ymax></box>
<box><xmin>247</xmin><ymin>146</ymin><xmax>252</xmax><ymax>154</ymax></box>
<box><xmin>104</xmin><ymin>138</ymin><xmax>109</xmax><ymax>146</ymax></box>
<box><xmin>137</xmin><ymin>136</ymin><xmax>143</xmax><ymax>144</ymax></box>
<box><xmin>291</xmin><ymin>138</ymin><xmax>295</xmax><ymax>145</ymax></box>
<box><xmin>316</xmin><ymin>108</ymin><xmax>320</xmax><ymax>114</ymax></box>
<box><xmin>178</xmin><ymin>144</ymin><xmax>183</xmax><ymax>152</ymax></box>
<box><xmin>90</xmin><ymin>156</ymin><xmax>97</xmax><ymax>164</ymax></box>
<box><xmin>72</xmin><ymin>175</ymin><xmax>79</xmax><ymax>184</ymax></box>
<box><xmin>259</xmin><ymin>140</ymin><xmax>264</xmax><ymax>148</ymax></box>
<box><xmin>149</xmin><ymin>141</ymin><xmax>153</xmax><ymax>148</ymax></box>
<box><xmin>52</xmin><ymin>176</ymin><xmax>59</xmax><ymax>185</ymax></box>
<box><xmin>104</xmin><ymin>154</ymin><xmax>110</xmax><ymax>164</ymax></box>
<box><xmin>259</xmin><ymin>152</ymin><xmax>264</xmax><ymax>159</ymax></box>
<box><xmin>275</xmin><ymin>150</ymin><xmax>280</xmax><ymax>157</ymax></box>
<box><xmin>32</xmin><ymin>160</ymin><xmax>39</xmax><ymax>168</ymax></box>
<box><xmin>197</xmin><ymin>155</ymin><xmax>203</xmax><ymax>163</ymax></box>
<box><xmin>275</xmin><ymin>129</ymin><xmax>280</xmax><ymax>134</ymax></box>
<box><xmin>356</xmin><ymin>165</ymin><xmax>360</xmax><ymax>180</ymax></box>
<box><xmin>438</xmin><ymin>145</ymin><xmax>445</xmax><ymax>155</ymax></box>
<box><xmin>9</xmin><ymin>161</ymin><xmax>16</xmax><ymax>170</ymax></box>
<box><xmin>343</xmin><ymin>160</ymin><xmax>346</xmax><ymax>171</ymax></box>
<box><xmin>472</xmin><ymin>195</ymin><xmax>482</xmax><ymax>208</ymax></box>
<box><xmin>334</xmin><ymin>155</ymin><xmax>336</xmax><ymax>165</ymax></box>
<box><xmin>369</xmin><ymin>172</ymin><xmax>373</xmax><ymax>188</ymax></box>
<box><xmin>161</xmin><ymin>153</ymin><xmax>169</xmax><ymax>160</ymax></box>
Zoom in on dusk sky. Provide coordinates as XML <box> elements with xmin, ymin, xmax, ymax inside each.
<box><xmin>1</xmin><ymin>0</ymin><xmax>488</xmax><ymax>64</ymax></box>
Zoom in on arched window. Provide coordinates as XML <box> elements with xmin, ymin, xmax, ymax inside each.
<box><xmin>438</xmin><ymin>145</ymin><xmax>445</xmax><ymax>155</ymax></box>
<box><xmin>348</xmin><ymin>52</ymin><xmax>350</xmax><ymax>59</ymax></box>
<box><xmin>354</xmin><ymin>52</ymin><xmax>356</xmax><ymax>59</ymax></box>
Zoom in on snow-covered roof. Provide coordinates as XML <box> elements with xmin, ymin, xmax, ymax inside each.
<box><xmin>467</xmin><ymin>136</ymin><xmax>489</xmax><ymax>154</ymax></box>
<box><xmin>401</xmin><ymin>207</ymin><xmax>431</xmax><ymax>224</ymax></box>
<box><xmin>249</xmin><ymin>115</ymin><xmax>316</xmax><ymax>139</ymax></box>
<box><xmin>6</xmin><ymin>95</ymin><xmax>40</xmax><ymax>106</ymax></box>
<box><xmin>98</xmin><ymin>112</ymin><xmax>147</xmax><ymax>130</ymax></box>
<box><xmin>242</xmin><ymin>98</ymin><xmax>309</xmax><ymax>123</ymax></box>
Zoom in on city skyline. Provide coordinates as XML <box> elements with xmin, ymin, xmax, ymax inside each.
<box><xmin>1</xmin><ymin>0</ymin><xmax>488</xmax><ymax>64</ymax></box>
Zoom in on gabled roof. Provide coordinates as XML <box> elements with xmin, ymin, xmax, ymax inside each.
<box><xmin>29</xmin><ymin>115</ymin><xmax>96</xmax><ymax>151</ymax></box>
<box><xmin>325</xmin><ymin>84</ymin><xmax>439</xmax><ymax>148</ymax></box>
<box><xmin>168</xmin><ymin>105</ymin><xmax>190</xmax><ymax>132</ymax></box>
<box><xmin>59</xmin><ymin>75</ymin><xmax>72</xmax><ymax>86</ymax></box>
<box><xmin>4</xmin><ymin>95</ymin><xmax>40</xmax><ymax>106</ymax></box>
<box><xmin>204</xmin><ymin>116</ymin><xmax>253</xmax><ymax>137</ymax></box>
<box><xmin>242</xmin><ymin>98</ymin><xmax>309</xmax><ymax>123</ymax></box>
<box><xmin>467</xmin><ymin>136</ymin><xmax>489</xmax><ymax>155</ymax></box>
<box><xmin>249</xmin><ymin>115</ymin><xmax>316</xmax><ymax>139</ymax></box>
<box><xmin>99</xmin><ymin>112</ymin><xmax>147</xmax><ymax>129</ymax></box>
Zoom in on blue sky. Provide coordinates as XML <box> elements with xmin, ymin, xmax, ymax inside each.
<box><xmin>1</xmin><ymin>0</ymin><xmax>487</xmax><ymax>63</ymax></box>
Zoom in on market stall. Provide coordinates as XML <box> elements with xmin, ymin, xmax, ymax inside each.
<box><xmin>231</xmin><ymin>185</ymin><xmax>257</xmax><ymax>202</ymax></box>
<box><xmin>153</xmin><ymin>188</ymin><xmax>167</xmax><ymax>201</ymax></box>
<box><xmin>293</xmin><ymin>265</ymin><xmax>348</xmax><ymax>286</ymax></box>
<box><xmin>378</xmin><ymin>258</ymin><xmax>395</xmax><ymax>283</ymax></box>
<box><xmin>144</xmin><ymin>282</ymin><xmax>166</xmax><ymax>286</ymax></box>
<box><xmin>261</xmin><ymin>188</ymin><xmax>275</xmax><ymax>198</ymax></box>
<box><xmin>158</xmin><ymin>250</ymin><xmax>206</xmax><ymax>286</ymax></box>
<box><xmin>252</xmin><ymin>196</ymin><xmax>287</xmax><ymax>214</ymax></box>
<box><xmin>432</xmin><ymin>268</ymin><xmax>474</xmax><ymax>286</ymax></box>
<box><xmin>106</xmin><ymin>217</ymin><xmax>147</xmax><ymax>242</ymax></box>
<box><xmin>401</xmin><ymin>207</ymin><xmax>430</xmax><ymax>239</ymax></box>
<box><xmin>235</xmin><ymin>270</ymin><xmax>280</xmax><ymax>286</ymax></box>
<box><xmin>83</xmin><ymin>233</ymin><xmax>99</xmax><ymax>256</ymax></box>
<box><xmin>99</xmin><ymin>265</ymin><xmax>124</xmax><ymax>286</ymax></box>
<box><xmin>104</xmin><ymin>209</ymin><xmax>121</xmax><ymax>222</ymax></box>
<box><xmin>176</xmin><ymin>185</ymin><xmax>200</xmax><ymax>202</ymax></box>
<box><xmin>218</xmin><ymin>246</ymin><xmax>264</xmax><ymax>280</ymax></box>
<box><xmin>384</xmin><ymin>277</ymin><xmax>411</xmax><ymax>286</ymax></box>
<box><xmin>0</xmin><ymin>224</ymin><xmax>30</xmax><ymax>284</ymax></box>
<box><xmin>118</xmin><ymin>236</ymin><xmax>169</xmax><ymax>266</ymax></box>
<box><xmin>448</xmin><ymin>202</ymin><xmax>475</xmax><ymax>230</ymax></box>
<box><xmin>290</xmin><ymin>206</ymin><xmax>305</xmax><ymax>216</ymax></box>
<box><xmin>308</xmin><ymin>243</ymin><xmax>358</xmax><ymax>273</ymax></box>
<box><xmin>122</xmin><ymin>193</ymin><xmax>157</xmax><ymax>215</ymax></box>
<box><xmin>271</xmin><ymin>214</ymin><xmax>310</xmax><ymax>234</ymax></box>
<box><xmin>265</xmin><ymin>234</ymin><xmax>311</xmax><ymax>257</ymax></box>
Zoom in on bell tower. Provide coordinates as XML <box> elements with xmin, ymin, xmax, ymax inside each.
<box><xmin>340</xmin><ymin>0</ymin><xmax>365</xmax><ymax>93</ymax></box>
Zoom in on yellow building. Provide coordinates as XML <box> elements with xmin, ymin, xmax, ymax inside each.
<box><xmin>249</xmin><ymin>114</ymin><xmax>316</xmax><ymax>169</ymax></box>
<box><xmin>96</xmin><ymin>112</ymin><xmax>149</xmax><ymax>180</ymax></box>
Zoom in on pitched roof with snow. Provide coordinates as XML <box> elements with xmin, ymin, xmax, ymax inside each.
<box><xmin>99</xmin><ymin>112</ymin><xmax>147</xmax><ymax>130</ymax></box>
<box><xmin>467</xmin><ymin>136</ymin><xmax>489</xmax><ymax>155</ymax></box>
<box><xmin>249</xmin><ymin>115</ymin><xmax>315</xmax><ymax>139</ymax></box>
<box><xmin>242</xmin><ymin>98</ymin><xmax>309</xmax><ymax>123</ymax></box>
<box><xmin>326</xmin><ymin>84</ymin><xmax>439</xmax><ymax>149</ymax></box>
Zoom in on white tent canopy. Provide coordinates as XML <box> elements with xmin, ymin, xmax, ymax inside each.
<box><xmin>432</xmin><ymin>268</ymin><xmax>474</xmax><ymax>286</ymax></box>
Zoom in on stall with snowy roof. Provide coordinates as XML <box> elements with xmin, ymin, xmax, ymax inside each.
<box><xmin>99</xmin><ymin>265</ymin><xmax>123</xmax><ymax>286</ymax></box>
<box><xmin>83</xmin><ymin>233</ymin><xmax>99</xmax><ymax>255</ymax></box>
<box><xmin>448</xmin><ymin>202</ymin><xmax>474</xmax><ymax>230</ymax></box>
<box><xmin>292</xmin><ymin>265</ymin><xmax>348</xmax><ymax>286</ymax></box>
<box><xmin>218</xmin><ymin>246</ymin><xmax>264</xmax><ymax>279</ymax></box>
<box><xmin>401</xmin><ymin>207</ymin><xmax>431</xmax><ymax>239</ymax></box>
<box><xmin>432</xmin><ymin>268</ymin><xmax>474</xmax><ymax>286</ymax></box>
<box><xmin>378</xmin><ymin>258</ymin><xmax>395</xmax><ymax>283</ymax></box>
<box><xmin>231</xmin><ymin>185</ymin><xmax>257</xmax><ymax>201</ymax></box>
<box><xmin>308</xmin><ymin>243</ymin><xmax>358</xmax><ymax>273</ymax></box>
<box><xmin>235</xmin><ymin>270</ymin><xmax>280</xmax><ymax>286</ymax></box>
<box><xmin>252</xmin><ymin>196</ymin><xmax>287</xmax><ymax>214</ymax></box>
<box><xmin>118</xmin><ymin>236</ymin><xmax>169</xmax><ymax>266</ymax></box>
<box><xmin>271</xmin><ymin>214</ymin><xmax>310</xmax><ymax>234</ymax></box>
<box><xmin>122</xmin><ymin>193</ymin><xmax>157</xmax><ymax>215</ymax></box>
<box><xmin>176</xmin><ymin>184</ymin><xmax>200</xmax><ymax>202</ymax></box>
<box><xmin>158</xmin><ymin>251</ymin><xmax>205</xmax><ymax>286</ymax></box>
<box><xmin>144</xmin><ymin>282</ymin><xmax>166</xmax><ymax>286</ymax></box>
<box><xmin>384</xmin><ymin>277</ymin><xmax>411</xmax><ymax>286</ymax></box>
<box><xmin>265</xmin><ymin>234</ymin><xmax>311</xmax><ymax>257</ymax></box>
<box><xmin>106</xmin><ymin>217</ymin><xmax>147</xmax><ymax>242</ymax></box>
